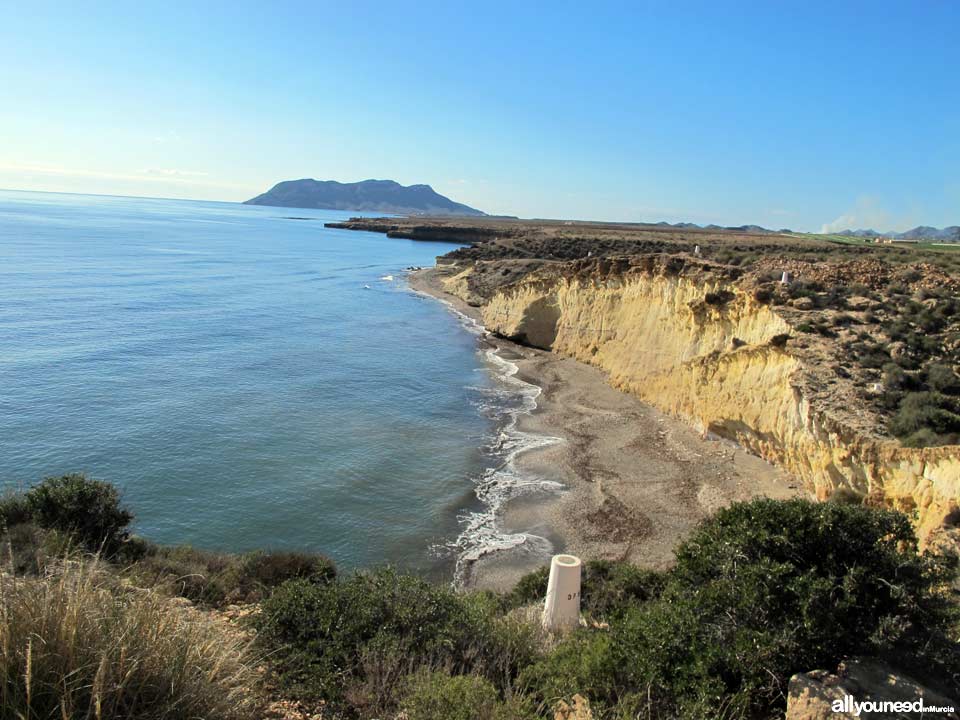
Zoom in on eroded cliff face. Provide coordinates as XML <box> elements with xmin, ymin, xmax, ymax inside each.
<box><xmin>450</xmin><ymin>260</ymin><xmax>959</xmax><ymax>546</ymax></box>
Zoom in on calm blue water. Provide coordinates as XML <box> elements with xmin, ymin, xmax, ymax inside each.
<box><xmin>0</xmin><ymin>189</ymin><xmax>505</xmax><ymax>575</ymax></box>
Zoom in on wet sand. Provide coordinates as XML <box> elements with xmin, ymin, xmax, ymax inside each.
<box><xmin>409</xmin><ymin>266</ymin><xmax>803</xmax><ymax>591</ymax></box>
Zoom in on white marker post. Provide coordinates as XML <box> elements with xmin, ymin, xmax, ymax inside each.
<box><xmin>542</xmin><ymin>554</ymin><xmax>582</xmax><ymax>632</ymax></box>
<box><xmin>780</xmin><ymin>271</ymin><xmax>791</xmax><ymax>284</ymax></box>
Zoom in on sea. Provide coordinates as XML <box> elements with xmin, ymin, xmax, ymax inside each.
<box><xmin>0</xmin><ymin>189</ymin><xmax>558</xmax><ymax>580</ymax></box>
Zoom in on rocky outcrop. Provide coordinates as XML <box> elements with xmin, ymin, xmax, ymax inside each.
<box><xmin>786</xmin><ymin>660</ymin><xmax>957</xmax><ymax>719</ymax></box>
<box><xmin>554</xmin><ymin>694</ymin><xmax>594</xmax><ymax>720</ymax></box>
<box><xmin>453</xmin><ymin>258</ymin><xmax>960</xmax><ymax>546</ymax></box>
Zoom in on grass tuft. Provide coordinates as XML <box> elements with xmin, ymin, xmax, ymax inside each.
<box><xmin>0</xmin><ymin>556</ymin><xmax>258</xmax><ymax>719</ymax></box>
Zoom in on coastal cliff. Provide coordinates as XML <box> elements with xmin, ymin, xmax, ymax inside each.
<box><xmin>443</xmin><ymin>257</ymin><xmax>960</xmax><ymax>547</ymax></box>
<box><xmin>327</xmin><ymin>216</ymin><xmax>960</xmax><ymax>548</ymax></box>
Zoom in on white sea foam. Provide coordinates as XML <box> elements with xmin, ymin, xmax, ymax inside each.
<box><xmin>413</xmin><ymin>286</ymin><xmax>564</xmax><ymax>584</ymax></box>
<box><xmin>449</xmin><ymin>348</ymin><xmax>563</xmax><ymax>578</ymax></box>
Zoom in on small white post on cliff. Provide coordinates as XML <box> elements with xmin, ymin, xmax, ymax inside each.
<box><xmin>542</xmin><ymin>554</ymin><xmax>582</xmax><ymax>632</ymax></box>
<box><xmin>780</xmin><ymin>270</ymin><xmax>791</xmax><ymax>284</ymax></box>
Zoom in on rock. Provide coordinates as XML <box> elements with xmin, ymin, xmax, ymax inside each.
<box><xmin>788</xmin><ymin>669</ymin><xmax>851</xmax><ymax>719</ymax></box>
<box><xmin>889</xmin><ymin>341</ymin><xmax>908</xmax><ymax>361</ymax></box>
<box><xmin>554</xmin><ymin>694</ymin><xmax>594</xmax><ymax>720</ymax></box>
<box><xmin>791</xmin><ymin>296</ymin><xmax>816</xmax><ymax>310</ymax></box>
<box><xmin>786</xmin><ymin>659</ymin><xmax>958</xmax><ymax>720</ymax></box>
<box><xmin>847</xmin><ymin>295</ymin><xmax>874</xmax><ymax>311</ymax></box>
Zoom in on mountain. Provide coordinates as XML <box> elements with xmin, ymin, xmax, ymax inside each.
<box><xmin>243</xmin><ymin>179</ymin><xmax>485</xmax><ymax>216</ymax></box>
<box><xmin>837</xmin><ymin>226</ymin><xmax>960</xmax><ymax>241</ymax></box>
<box><xmin>837</xmin><ymin>229</ymin><xmax>881</xmax><ymax>238</ymax></box>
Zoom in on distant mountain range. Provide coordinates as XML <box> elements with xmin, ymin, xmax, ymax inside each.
<box><xmin>835</xmin><ymin>226</ymin><xmax>960</xmax><ymax>241</ymax></box>
<box><xmin>647</xmin><ymin>221</ymin><xmax>958</xmax><ymax>241</ymax></box>
<box><xmin>627</xmin><ymin>221</ymin><xmax>788</xmax><ymax>234</ymax></box>
<box><xmin>244</xmin><ymin>179</ymin><xmax>485</xmax><ymax>216</ymax></box>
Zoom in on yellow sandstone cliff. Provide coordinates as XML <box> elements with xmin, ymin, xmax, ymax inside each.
<box><xmin>445</xmin><ymin>259</ymin><xmax>960</xmax><ymax>546</ymax></box>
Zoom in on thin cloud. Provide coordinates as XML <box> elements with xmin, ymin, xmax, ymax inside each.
<box><xmin>0</xmin><ymin>162</ymin><xmax>244</xmax><ymax>190</ymax></box>
<box><xmin>140</xmin><ymin>168</ymin><xmax>210</xmax><ymax>178</ymax></box>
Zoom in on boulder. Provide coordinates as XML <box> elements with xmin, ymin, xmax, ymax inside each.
<box><xmin>889</xmin><ymin>341</ymin><xmax>908</xmax><ymax>361</ymax></box>
<box><xmin>554</xmin><ymin>694</ymin><xmax>594</xmax><ymax>720</ymax></box>
<box><xmin>786</xmin><ymin>659</ymin><xmax>958</xmax><ymax>720</ymax></box>
<box><xmin>847</xmin><ymin>296</ymin><xmax>875</xmax><ymax>311</ymax></box>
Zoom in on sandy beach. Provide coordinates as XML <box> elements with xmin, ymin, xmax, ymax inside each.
<box><xmin>409</xmin><ymin>266</ymin><xmax>803</xmax><ymax>591</ymax></box>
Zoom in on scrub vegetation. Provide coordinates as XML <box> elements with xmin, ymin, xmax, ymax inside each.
<box><xmin>2</xmin><ymin>474</ymin><xmax>958</xmax><ymax>719</ymax></box>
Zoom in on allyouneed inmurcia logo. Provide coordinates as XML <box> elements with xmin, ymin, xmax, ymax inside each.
<box><xmin>832</xmin><ymin>695</ymin><xmax>956</xmax><ymax>716</ymax></box>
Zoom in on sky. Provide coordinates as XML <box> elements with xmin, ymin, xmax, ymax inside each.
<box><xmin>0</xmin><ymin>1</ymin><xmax>957</xmax><ymax>232</ymax></box>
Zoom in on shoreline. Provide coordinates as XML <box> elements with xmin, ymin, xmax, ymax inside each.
<box><xmin>409</xmin><ymin>266</ymin><xmax>803</xmax><ymax>591</ymax></box>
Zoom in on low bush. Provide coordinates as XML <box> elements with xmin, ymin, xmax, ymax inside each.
<box><xmin>506</xmin><ymin>559</ymin><xmax>665</xmax><ymax>621</ymax></box>
<box><xmin>519</xmin><ymin>499</ymin><xmax>959</xmax><ymax>719</ymax></box>
<box><xmin>256</xmin><ymin>567</ymin><xmax>538</xmax><ymax>715</ymax></box>
<box><xmin>0</xmin><ymin>523</ymin><xmax>73</xmax><ymax>575</ymax></box>
<box><xmin>888</xmin><ymin>391</ymin><xmax>960</xmax><ymax>445</ymax></box>
<box><xmin>129</xmin><ymin>544</ymin><xmax>336</xmax><ymax>606</ymax></box>
<box><xmin>241</xmin><ymin>549</ymin><xmax>336</xmax><ymax>587</ymax></box>
<box><xmin>22</xmin><ymin>473</ymin><xmax>133</xmax><ymax>554</ymax></box>
<box><xmin>0</xmin><ymin>557</ymin><xmax>257</xmax><ymax>719</ymax></box>
<box><xmin>400</xmin><ymin>671</ymin><xmax>534</xmax><ymax>720</ymax></box>
<box><xmin>928</xmin><ymin>363</ymin><xmax>960</xmax><ymax>394</ymax></box>
<box><xmin>0</xmin><ymin>490</ymin><xmax>30</xmax><ymax>529</ymax></box>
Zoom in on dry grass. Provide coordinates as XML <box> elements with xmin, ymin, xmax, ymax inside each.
<box><xmin>0</xmin><ymin>555</ymin><xmax>259</xmax><ymax>720</ymax></box>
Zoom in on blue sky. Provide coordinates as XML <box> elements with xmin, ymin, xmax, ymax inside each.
<box><xmin>1</xmin><ymin>1</ymin><xmax>957</xmax><ymax>231</ymax></box>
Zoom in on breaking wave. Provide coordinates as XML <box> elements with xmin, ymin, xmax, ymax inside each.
<box><xmin>415</xmin><ymin>288</ymin><xmax>563</xmax><ymax>584</ymax></box>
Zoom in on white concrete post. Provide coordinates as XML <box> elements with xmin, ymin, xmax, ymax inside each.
<box><xmin>780</xmin><ymin>271</ymin><xmax>791</xmax><ymax>284</ymax></box>
<box><xmin>542</xmin><ymin>554</ymin><xmax>582</xmax><ymax>632</ymax></box>
<box><xmin>694</xmin><ymin>244</ymin><xmax>701</xmax><ymax>255</ymax></box>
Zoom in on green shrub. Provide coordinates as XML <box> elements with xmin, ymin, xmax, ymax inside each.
<box><xmin>239</xmin><ymin>549</ymin><xmax>336</xmax><ymax>588</ymax></box>
<box><xmin>0</xmin><ymin>490</ymin><xmax>30</xmax><ymax>529</ymax></box>
<box><xmin>888</xmin><ymin>391</ymin><xmax>960</xmax><ymax>442</ymax></box>
<box><xmin>928</xmin><ymin>363</ymin><xmax>960</xmax><ymax>394</ymax></box>
<box><xmin>518</xmin><ymin>499</ymin><xmax>959</xmax><ymax>719</ymax></box>
<box><xmin>23</xmin><ymin>473</ymin><xmax>132</xmax><ymax>554</ymax></box>
<box><xmin>0</xmin><ymin>557</ymin><xmax>257</xmax><ymax>720</ymax></box>
<box><xmin>128</xmin><ymin>545</ymin><xmax>336</xmax><ymax>606</ymax></box>
<box><xmin>256</xmin><ymin>567</ymin><xmax>538</xmax><ymax>713</ymax></box>
<box><xmin>518</xmin><ymin>631</ymin><xmax>620</xmax><ymax>714</ymax></box>
<box><xmin>0</xmin><ymin>523</ymin><xmax>76</xmax><ymax>575</ymax></box>
<box><xmin>400</xmin><ymin>671</ymin><xmax>533</xmax><ymax>720</ymax></box>
<box><xmin>506</xmin><ymin>559</ymin><xmax>665</xmax><ymax>621</ymax></box>
<box><xmin>128</xmin><ymin>544</ymin><xmax>237</xmax><ymax>605</ymax></box>
<box><xmin>623</xmin><ymin>499</ymin><xmax>957</xmax><ymax>717</ymax></box>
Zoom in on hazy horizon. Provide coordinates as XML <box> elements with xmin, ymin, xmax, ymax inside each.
<box><xmin>2</xmin><ymin>2</ymin><xmax>957</xmax><ymax>232</ymax></box>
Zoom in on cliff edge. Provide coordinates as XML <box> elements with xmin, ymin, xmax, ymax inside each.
<box><xmin>333</xmin><ymin>217</ymin><xmax>960</xmax><ymax>549</ymax></box>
